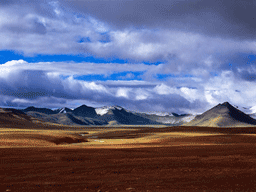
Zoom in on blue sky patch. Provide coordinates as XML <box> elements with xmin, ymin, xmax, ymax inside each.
<box><xmin>156</xmin><ymin>73</ymin><xmax>194</xmax><ymax>81</ymax></box>
<box><xmin>0</xmin><ymin>50</ymin><xmax>128</xmax><ymax>64</ymax></box>
<box><xmin>78</xmin><ymin>37</ymin><xmax>91</xmax><ymax>43</ymax></box>
<box><xmin>74</xmin><ymin>71</ymin><xmax>143</xmax><ymax>81</ymax></box>
<box><xmin>0</xmin><ymin>50</ymin><xmax>165</xmax><ymax>66</ymax></box>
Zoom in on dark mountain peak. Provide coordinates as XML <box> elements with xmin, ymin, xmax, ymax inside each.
<box><xmin>74</xmin><ymin>104</ymin><xmax>94</xmax><ymax>110</ymax></box>
<box><xmin>25</xmin><ymin>106</ymin><xmax>36</xmax><ymax>110</ymax></box>
<box><xmin>109</xmin><ymin>107</ymin><xmax>159</xmax><ymax>125</ymax></box>
<box><xmin>215</xmin><ymin>102</ymin><xmax>232</xmax><ymax>109</ymax></box>
<box><xmin>23</xmin><ymin>106</ymin><xmax>56</xmax><ymax>115</ymax></box>
<box><xmin>73</xmin><ymin>104</ymin><xmax>97</xmax><ymax>118</ymax></box>
<box><xmin>205</xmin><ymin>102</ymin><xmax>244</xmax><ymax>117</ymax></box>
<box><xmin>211</xmin><ymin>102</ymin><xmax>235</xmax><ymax>112</ymax></box>
<box><xmin>221</xmin><ymin>102</ymin><xmax>231</xmax><ymax>106</ymax></box>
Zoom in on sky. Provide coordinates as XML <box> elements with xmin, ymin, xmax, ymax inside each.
<box><xmin>1</xmin><ymin>0</ymin><xmax>256</xmax><ymax>114</ymax></box>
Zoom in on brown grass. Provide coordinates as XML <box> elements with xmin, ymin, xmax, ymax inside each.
<box><xmin>2</xmin><ymin>125</ymin><xmax>256</xmax><ymax>191</ymax></box>
<box><xmin>2</xmin><ymin>125</ymin><xmax>256</xmax><ymax>148</ymax></box>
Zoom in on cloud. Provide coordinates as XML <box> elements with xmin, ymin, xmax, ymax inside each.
<box><xmin>0</xmin><ymin>1</ymin><xmax>109</xmax><ymax>55</ymax></box>
<box><xmin>203</xmin><ymin>70</ymin><xmax>256</xmax><ymax>110</ymax></box>
<box><xmin>1</xmin><ymin>60</ymin><xmax>256</xmax><ymax>114</ymax></box>
<box><xmin>0</xmin><ymin>1</ymin><xmax>256</xmax><ymax>67</ymax></box>
<box><xmin>59</xmin><ymin>0</ymin><xmax>256</xmax><ymax>40</ymax></box>
<box><xmin>0</xmin><ymin>60</ymin><xmax>203</xmax><ymax>112</ymax></box>
<box><xmin>0</xmin><ymin>59</ymin><xmax>155</xmax><ymax>76</ymax></box>
<box><xmin>1</xmin><ymin>1</ymin><xmax>256</xmax><ymax>113</ymax></box>
<box><xmin>0</xmin><ymin>0</ymin><xmax>255</xmax><ymax>89</ymax></box>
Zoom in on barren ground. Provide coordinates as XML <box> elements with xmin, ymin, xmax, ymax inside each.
<box><xmin>1</xmin><ymin>126</ymin><xmax>256</xmax><ymax>191</ymax></box>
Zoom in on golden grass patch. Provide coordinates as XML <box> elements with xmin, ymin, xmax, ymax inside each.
<box><xmin>0</xmin><ymin>128</ymin><xmax>87</xmax><ymax>147</ymax></box>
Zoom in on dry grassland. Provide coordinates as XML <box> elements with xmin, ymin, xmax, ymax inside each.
<box><xmin>1</xmin><ymin>126</ymin><xmax>256</xmax><ymax>191</ymax></box>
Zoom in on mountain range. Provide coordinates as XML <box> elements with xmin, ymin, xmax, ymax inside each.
<box><xmin>21</xmin><ymin>105</ymin><xmax>171</xmax><ymax>126</ymax></box>
<box><xmin>0</xmin><ymin>102</ymin><xmax>256</xmax><ymax>127</ymax></box>
<box><xmin>20</xmin><ymin>105</ymin><xmax>195</xmax><ymax>126</ymax></box>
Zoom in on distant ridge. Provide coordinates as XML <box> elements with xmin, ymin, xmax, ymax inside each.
<box><xmin>23</xmin><ymin>106</ymin><xmax>56</xmax><ymax>115</ymax></box>
<box><xmin>23</xmin><ymin>105</ymin><xmax>106</xmax><ymax>126</ymax></box>
<box><xmin>21</xmin><ymin>105</ymin><xmax>161</xmax><ymax>126</ymax></box>
<box><xmin>185</xmin><ymin>102</ymin><xmax>256</xmax><ymax>127</ymax></box>
<box><xmin>0</xmin><ymin>108</ymin><xmax>45</xmax><ymax>128</ymax></box>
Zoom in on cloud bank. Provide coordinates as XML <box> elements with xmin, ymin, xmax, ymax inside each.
<box><xmin>0</xmin><ymin>60</ymin><xmax>256</xmax><ymax>114</ymax></box>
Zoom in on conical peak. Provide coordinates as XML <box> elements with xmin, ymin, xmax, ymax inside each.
<box><xmin>186</xmin><ymin>101</ymin><xmax>256</xmax><ymax>127</ymax></box>
<box><xmin>221</xmin><ymin>102</ymin><xmax>231</xmax><ymax>106</ymax></box>
<box><xmin>74</xmin><ymin>104</ymin><xmax>93</xmax><ymax>110</ymax></box>
<box><xmin>215</xmin><ymin>102</ymin><xmax>233</xmax><ymax>109</ymax></box>
<box><xmin>213</xmin><ymin>102</ymin><xmax>236</xmax><ymax>112</ymax></box>
<box><xmin>79</xmin><ymin>104</ymin><xmax>88</xmax><ymax>108</ymax></box>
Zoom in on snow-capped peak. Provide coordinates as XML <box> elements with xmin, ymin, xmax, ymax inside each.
<box><xmin>113</xmin><ymin>105</ymin><xmax>123</xmax><ymax>110</ymax></box>
<box><xmin>59</xmin><ymin>108</ymin><xmax>66</xmax><ymax>113</ymax></box>
<box><xmin>55</xmin><ymin>107</ymin><xmax>73</xmax><ymax>114</ymax></box>
<box><xmin>142</xmin><ymin>111</ymin><xmax>174</xmax><ymax>116</ymax></box>
<box><xmin>95</xmin><ymin>108</ymin><xmax>109</xmax><ymax>116</ymax></box>
<box><xmin>95</xmin><ymin>106</ymin><xmax>123</xmax><ymax>116</ymax></box>
<box><xmin>249</xmin><ymin>105</ymin><xmax>256</xmax><ymax>114</ymax></box>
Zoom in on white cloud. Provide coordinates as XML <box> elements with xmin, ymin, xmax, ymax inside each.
<box><xmin>116</xmin><ymin>88</ymin><xmax>130</xmax><ymax>98</ymax></box>
<box><xmin>134</xmin><ymin>88</ymin><xmax>150</xmax><ymax>101</ymax></box>
<box><xmin>0</xmin><ymin>60</ymin><xmax>154</xmax><ymax>77</ymax></box>
<box><xmin>203</xmin><ymin>70</ymin><xmax>256</xmax><ymax>108</ymax></box>
<box><xmin>180</xmin><ymin>87</ymin><xmax>200</xmax><ymax>102</ymax></box>
<box><xmin>154</xmin><ymin>84</ymin><xmax>178</xmax><ymax>95</ymax></box>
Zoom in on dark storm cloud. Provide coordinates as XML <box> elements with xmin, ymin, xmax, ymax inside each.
<box><xmin>60</xmin><ymin>0</ymin><xmax>256</xmax><ymax>40</ymax></box>
<box><xmin>0</xmin><ymin>0</ymin><xmax>57</xmax><ymax>16</ymax></box>
<box><xmin>0</xmin><ymin>70</ymin><xmax>67</xmax><ymax>99</ymax></box>
<box><xmin>4</xmin><ymin>19</ymin><xmax>47</xmax><ymax>35</ymax></box>
<box><xmin>234</xmin><ymin>68</ymin><xmax>256</xmax><ymax>82</ymax></box>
